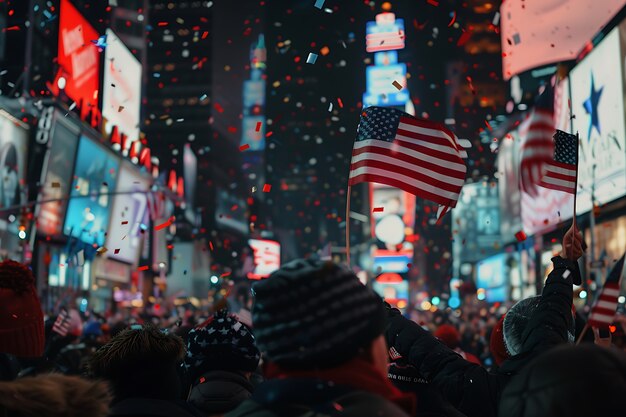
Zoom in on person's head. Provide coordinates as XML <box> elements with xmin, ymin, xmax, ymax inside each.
<box><xmin>89</xmin><ymin>325</ymin><xmax>185</xmax><ymax>401</ymax></box>
<box><xmin>434</xmin><ymin>324</ymin><xmax>461</xmax><ymax>350</ymax></box>
<box><xmin>490</xmin><ymin>296</ymin><xmax>574</xmax><ymax>365</ymax></box>
<box><xmin>0</xmin><ymin>373</ymin><xmax>111</xmax><ymax>417</ymax></box>
<box><xmin>0</xmin><ymin>260</ymin><xmax>44</xmax><ymax>358</ymax></box>
<box><xmin>499</xmin><ymin>344</ymin><xmax>626</xmax><ymax>417</ymax></box>
<box><xmin>252</xmin><ymin>259</ymin><xmax>388</xmax><ymax>374</ymax></box>
<box><xmin>184</xmin><ymin>309</ymin><xmax>260</xmax><ymax>382</ymax></box>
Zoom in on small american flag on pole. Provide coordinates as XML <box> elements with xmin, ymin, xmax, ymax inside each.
<box><xmin>538</xmin><ymin>130</ymin><xmax>579</xmax><ymax>194</ymax></box>
<box><xmin>52</xmin><ymin>309</ymin><xmax>70</xmax><ymax>337</ymax></box>
<box><xmin>349</xmin><ymin>106</ymin><xmax>466</xmax><ymax>210</ymax></box>
<box><xmin>588</xmin><ymin>254</ymin><xmax>625</xmax><ymax>328</ymax></box>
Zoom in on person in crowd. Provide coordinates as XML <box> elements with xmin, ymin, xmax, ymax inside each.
<box><xmin>88</xmin><ymin>325</ymin><xmax>203</xmax><ymax>417</ymax></box>
<box><xmin>385</xmin><ymin>225</ymin><xmax>583</xmax><ymax>417</ymax></box>
<box><xmin>184</xmin><ymin>310</ymin><xmax>261</xmax><ymax>416</ymax></box>
<box><xmin>227</xmin><ymin>259</ymin><xmax>415</xmax><ymax>417</ymax></box>
<box><xmin>0</xmin><ymin>373</ymin><xmax>111</xmax><ymax>417</ymax></box>
<box><xmin>499</xmin><ymin>344</ymin><xmax>626</xmax><ymax>417</ymax></box>
<box><xmin>434</xmin><ymin>324</ymin><xmax>481</xmax><ymax>365</ymax></box>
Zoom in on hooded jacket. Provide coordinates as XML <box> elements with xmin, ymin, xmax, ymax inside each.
<box><xmin>385</xmin><ymin>256</ymin><xmax>577</xmax><ymax>417</ymax></box>
<box><xmin>0</xmin><ymin>373</ymin><xmax>111</xmax><ymax>417</ymax></box>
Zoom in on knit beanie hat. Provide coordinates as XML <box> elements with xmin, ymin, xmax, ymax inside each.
<box><xmin>503</xmin><ymin>296</ymin><xmax>542</xmax><ymax>357</ymax></box>
<box><xmin>434</xmin><ymin>324</ymin><xmax>461</xmax><ymax>349</ymax></box>
<box><xmin>185</xmin><ymin>310</ymin><xmax>260</xmax><ymax>382</ymax></box>
<box><xmin>0</xmin><ymin>260</ymin><xmax>44</xmax><ymax>357</ymax></box>
<box><xmin>252</xmin><ymin>259</ymin><xmax>386</xmax><ymax>369</ymax></box>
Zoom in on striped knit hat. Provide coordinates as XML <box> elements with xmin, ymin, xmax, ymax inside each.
<box><xmin>252</xmin><ymin>259</ymin><xmax>386</xmax><ymax>369</ymax></box>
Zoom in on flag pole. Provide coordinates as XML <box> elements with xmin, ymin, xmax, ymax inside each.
<box><xmin>570</xmin><ymin>132</ymin><xmax>580</xmax><ymax>262</ymax></box>
<box><xmin>345</xmin><ymin>185</ymin><xmax>352</xmax><ymax>267</ymax></box>
<box><xmin>576</xmin><ymin>322</ymin><xmax>590</xmax><ymax>345</ymax></box>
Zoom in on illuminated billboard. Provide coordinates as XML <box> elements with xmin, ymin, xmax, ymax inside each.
<box><xmin>363</xmin><ymin>64</ymin><xmax>409</xmax><ymax>107</ymax></box>
<box><xmin>102</xmin><ymin>29</ymin><xmax>142</xmax><ymax>142</ymax></box>
<box><xmin>571</xmin><ymin>27</ymin><xmax>626</xmax><ymax>214</ymax></box>
<box><xmin>500</xmin><ymin>0</ymin><xmax>626</xmax><ymax>79</ymax></box>
<box><xmin>55</xmin><ymin>0</ymin><xmax>100</xmax><ymax>110</ymax></box>
<box><xmin>476</xmin><ymin>253</ymin><xmax>508</xmax><ymax>303</ymax></box>
<box><xmin>106</xmin><ymin>163</ymin><xmax>150</xmax><ymax>265</ymax></box>
<box><xmin>372</xmin><ymin>273</ymin><xmax>408</xmax><ymax>309</ymax></box>
<box><xmin>0</xmin><ymin>111</ymin><xmax>28</xmax><ymax>229</ymax></box>
<box><xmin>243</xmin><ymin>80</ymin><xmax>265</xmax><ymax>109</ymax></box>
<box><xmin>365</xmin><ymin>13</ymin><xmax>405</xmax><ymax>53</ymax></box>
<box><xmin>248</xmin><ymin>239</ymin><xmax>280</xmax><ymax>280</ymax></box>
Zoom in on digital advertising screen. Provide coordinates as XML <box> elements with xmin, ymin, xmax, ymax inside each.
<box><xmin>102</xmin><ymin>29</ymin><xmax>142</xmax><ymax>142</ymax></box>
<box><xmin>370</xmin><ymin>184</ymin><xmax>415</xmax><ymax>273</ymax></box>
<box><xmin>0</xmin><ymin>110</ymin><xmax>28</xmax><ymax>229</ymax></box>
<box><xmin>248</xmin><ymin>239</ymin><xmax>281</xmax><ymax>280</ymax></box>
<box><xmin>56</xmin><ymin>0</ymin><xmax>100</xmax><ymax>109</ymax></box>
<box><xmin>216</xmin><ymin>189</ymin><xmax>248</xmax><ymax>234</ymax></box>
<box><xmin>372</xmin><ymin>273</ymin><xmax>409</xmax><ymax>309</ymax></box>
<box><xmin>241</xmin><ymin>116</ymin><xmax>266</xmax><ymax>151</ymax></box>
<box><xmin>365</xmin><ymin>13</ymin><xmax>405</xmax><ymax>53</ymax></box>
<box><xmin>38</xmin><ymin>112</ymin><xmax>80</xmax><ymax>236</ymax></box>
<box><xmin>571</xmin><ymin>26</ymin><xmax>626</xmax><ymax>214</ymax></box>
<box><xmin>363</xmin><ymin>64</ymin><xmax>409</xmax><ymax>107</ymax></box>
<box><xmin>243</xmin><ymin>80</ymin><xmax>265</xmax><ymax>109</ymax></box>
<box><xmin>106</xmin><ymin>163</ymin><xmax>151</xmax><ymax>265</ymax></box>
<box><xmin>64</xmin><ymin>136</ymin><xmax>120</xmax><ymax>246</ymax></box>
<box><xmin>476</xmin><ymin>253</ymin><xmax>508</xmax><ymax>303</ymax></box>
<box><xmin>500</xmin><ymin>0</ymin><xmax>626</xmax><ymax>79</ymax></box>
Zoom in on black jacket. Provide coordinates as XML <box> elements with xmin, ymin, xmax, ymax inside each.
<box><xmin>188</xmin><ymin>370</ymin><xmax>254</xmax><ymax>416</ymax></box>
<box><xmin>225</xmin><ymin>378</ymin><xmax>410</xmax><ymax>417</ymax></box>
<box><xmin>386</xmin><ymin>257</ymin><xmax>577</xmax><ymax>417</ymax></box>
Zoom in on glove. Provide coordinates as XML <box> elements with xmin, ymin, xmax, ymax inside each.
<box><xmin>384</xmin><ymin>303</ymin><xmax>437</xmax><ymax>364</ymax></box>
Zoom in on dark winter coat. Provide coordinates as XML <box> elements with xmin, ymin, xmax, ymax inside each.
<box><xmin>386</xmin><ymin>256</ymin><xmax>577</xmax><ymax>417</ymax></box>
<box><xmin>499</xmin><ymin>344</ymin><xmax>626</xmax><ymax>417</ymax></box>
<box><xmin>108</xmin><ymin>398</ymin><xmax>204</xmax><ymax>417</ymax></box>
<box><xmin>225</xmin><ymin>378</ymin><xmax>410</xmax><ymax>417</ymax></box>
<box><xmin>187</xmin><ymin>370</ymin><xmax>254</xmax><ymax>416</ymax></box>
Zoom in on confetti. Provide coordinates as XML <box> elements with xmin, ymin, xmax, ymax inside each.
<box><xmin>448</xmin><ymin>12</ymin><xmax>456</xmax><ymax>27</ymax></box>
<box><xmin>138</xmin><ymin>265</ymin><xmax>149</xmax><ymax>271</ymax></box>
<box><xmin>200</xmin><ymin>94</ymin><xmax>208</xmax><ymax>101</ymax></box>
<box><xmin>114</xmin><ymin>249</ymin><xmax>120</xmax><ymax>254</ymax></box>
<box><xmin>427</xmin><ymin>0</ymin><xmax>439</xmax><ymax>6</ymax></box>
<box><xmin>562</xmin><ymin>270</ymin><xmax>571</xmax><ymax>279</ymax></box>
<box><xmin>328</xmin><ymin>102</ymin><xmax>333</xmax><ymax>112</ymax></box>
<box><xmin>91</xmin><ymin>35</ymin><xmax>108</xmax><ymax>49</ymax></box>
<box><xmin>314</xmin><ymin>0</ymin><xmax>325</xmax><ymax>9</ymax></box>
<box><xmin>514</xmin><ymin>230</ymin><xmax>527</xmax><ymax>242</ymax></box>
<box><xmin>209</xmin><ymin>241</ymin><xmax>214</xmax><ymax>251</ymax></box>
<box><xmin>392</xmin><ymin>80</ymin><xmax>403</xmax><ymax>90</ymax></box>
<box><xmin>320</xmin><ymin>46</ymin><xmax>330</xmax><ymax>56</ymax></box>
<box><xmin>220</xmin><ymin>271</ymin><xmax>231</xmax><ymax>278</ymax></box>
<box><xmin>262</xmin><ymin>184</ymin><xmax>272</xmax><ymax>192</ymax></box>
<box><xmin>337</xmin><ymin>98</ymin><xmax>343</xmax><ymax>108</ymax></box>
<box><xmin>51</xmin><ymin>182</ymin><xmax>60</xmax><ymax>188</ymax></box>
<box><xmin>512</xmin><ymin>33</ymin><xmax>521</xmax><ymax>45</ymax></box>
<box><xmin>155</xmin><ymin>216</ymin><xmax>174</xmax><ymax>231</ymax></box>
<box><xmin>306</xmin><ymin>53</ymin><xmax>318</xmax><ymax>64</ymax></box>
<box><xmin>373</xmin><ymin>207</ymin><xmax>384</xmax><ymax>213</ymax></box>
<box><xmin>457</xmin><ymin>30</ymin><xmax>472</xmax><ymax>46</ymax></box>
<box><xmin>239</xmin><ymin>144</ymin><xmax>250</xmax><ymax>151</ymax></box>
<box><xmin>255</xmin><ymin>121</ymin><xmax>262</xmax><ymax>132</ymax></box>
<box><xmin>96</xmin><ymin>247</ymin><xmax>108</xmax><ymax>254</ymax></box>
<box><xmin>118</xmin><ymin>105</ymin><xmax>124</xmax><ymax>112</ymax></box>
<box><xmin>492</xmin><ymin>12</ymin><xmax>500</xmax><ymax>26</ymax></box>
<box><xmin>121</xmin><ymin>221</ymin><xmax>128</xmax><ymax>225</ymax></box>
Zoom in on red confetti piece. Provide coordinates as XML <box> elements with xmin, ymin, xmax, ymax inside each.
<box><xmin>392</xmin><ymin>80</ymin><xmax>403</xmax><ymax>90</ymax></box>
<box><xmin>515</xmin><ymin>230</ymin><xmax>527</xmax><ymax>242</ymax></box>
<box><xmin>337</xmin><ymin>98</ymin><xmax>344</xmax><ymax>108</ymax></box>
<box><xmin>121</xmin><ymin>221</ymin><xmax>128</xmax><ymax>225</ymax></box>
<box><xmin>239</xmin><ymin>144</ymin><xmax>250</xmax><ymax>151</ymax></box>
<box><xmin>201</xmin><ymin>31</ymin><xmax>209</xmax><ymax>39</ymax></box>
<box><xmin>262</xmin><ymin>184</ymin><xmax>272</xmax><ymax>192</ymax></box>
<box><xmin>427</xmin><ymin>0</ymin><xmax>439</xmax><ymax>6</ymax></box>
<box><xmin>155</xmin><ymin>216</ymin><xmax>174</xmax><ymax>231</ymax></box>
<box><xmin>114</xmin><ymin>249</ymin><xmax>120</xmax><ymax>254</ymax></box>
<box><xmin>373</xmin><ymin>207</ymin><xmax>384</xmax><ymax>212</ymax></box>
<box><xmin>214</xmin><ymin>103</ymin><xmax>224</xmax><ymax>113</ymax></box>
<box><xmin>209</xmin><ymin>241</ymin><xmax>214</xmax><ymax>251</ymax></box>
<box><xmin>199</xmin><ymin>377</ymin><xmax>206</xmax><ymax>384</ymax></box>
<box><xmin>265</xmin><ymin>131</ymin><xmax>273</xmax><ymax>137</ymax></box>
<box><xmin>220</xmin><ymin>271</ymin><xmax>231</xmax><ymax>278</ymax></box>
<box><xmin>157</xmin><ymin>22</ymin><xmax>168</xmax><ymax>27</ymax></box>
<box><xmin>457</xmin><ymin>30</ymin><xmax>472</xmax><ymax>46</ymax></box>
<box><xmin>255</xmin><ymin>121</ymin><xmax>262</xmax><ymax>132</ymax></box>
<box><xmin>5</xmin><ymin>26</ymin><xmax>20</xmax><ymax>31</ymax></box>
<box><xmin>138</xmin><ymin>265</ymin><xmax>149</xmax><ymax>271</ymax></box>
<box><xmin>448</xmin><ymin>11</ymin><xmax>456</xmax><ymax>27</ymax></box>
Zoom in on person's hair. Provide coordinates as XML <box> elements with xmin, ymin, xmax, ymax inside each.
<box><xmin>89</xmin><ymin>325</ymin><xmax>185</xmax><ymax>401</ymax></box>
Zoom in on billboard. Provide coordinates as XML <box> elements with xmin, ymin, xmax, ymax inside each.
<box><xmin>102</xmin><ymin>29</ymin><xmax>142</xmax><ymax>142</ymax></box>
<box><xmin>56</xmin><ymin>0</ymin><xmax>100</xmax><ymax>110</ymax></box>
<box><xmin>64</xmin><ymin>137</ymin><xmax>120</xmax><ymax>246</ymax></box>
<box><xmin>372</xmin><ymin>273</ymin><xmax>409</xmax><ymax>309</ymax></box>
<box><xmin>243</xmin><ymin>80</ymin><xmax>265</xmax><ymax>108</ymax></box>
<box><xmin>241</xmin><ymin>116</ymin><xmax>266</xmax><ymax>151</ymax></box>
<box><xmin>500</xmin><ymin>0</ymin><xmax>626</xmax><ymax>79</ymax></box>
<box><xmin>38</xmin><ymin>112</ymin><xmax>80</xmax><ymax>236</ymax></box>
<box><xmin>216</xmin><ymin>189</ymin><xmax>248</xmax><ymax>234</ymax></box>
<box><xmin>476</xmin><ymin>253</ymin><xmax>508</xmax><ymax>303</ymax></box>
<box><xmin>571</xmin><ymin>27</ymin><xmax>626</xmax><ymax>214</ymax></box>
<box><xmin>248</xmin><ymin>239</ymin><xmax>280</xmax><ymax>280</ymax></box>
<box><xmin>363</xmin><ymin>64</ymin><xmax>409</xmax><ymax>107</ymax></box>
<box><xmin>365</xmin><ymin>13</ymin><xmax>405</xmax><ymax>53</ymax></box>
<box><xmin>105</xmin><ymin>163</ymin><xmax>150</xmax><ymax>265</ymax></box>
<box><xmin>452</xmin><ymin>182</ymin><xmax>500</xmax><ymax>263</ymax></box>
<box><xmin>0</xmin><ymin>110</ymin><xmax>28</xmax><ymax>228</ymax></box>
<box><xmin>370</xmin><ymin>184</ymin><xmax>415</xmax><ymax>273</ymax></box>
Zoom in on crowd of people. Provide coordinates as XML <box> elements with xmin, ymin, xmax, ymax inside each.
<box><xmin>1</xmin><ymin>225</ymin><xmax>626</xmax><ymax>417</ymax></box>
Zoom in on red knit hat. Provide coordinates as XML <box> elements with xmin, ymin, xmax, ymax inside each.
<box><xmin>0</xmin><ymin>260</ymin><xmax>44</xmax><ymax>357</ymax></box>
<box><xmin>434</xmin><ymin>324</ymin><xmax>461</xmax><ymax>349</ymax></box>
<box><xmin>490</xmin><ymin>315</ymin><xmax>509</xmax><ymax>366</ymax></box>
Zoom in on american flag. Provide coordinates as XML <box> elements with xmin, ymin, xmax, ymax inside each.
<box><xmin>588</xmin><ymin>254</ymin><xmax>625</xmax><ymax>327</ymax></box>
<box><xmin>520</xmin><ymin>82</ymin><xmax>555</xmax><ymax>196</ymax></box>
<box><xmin>52</xmin><ymin>309</ymin><xmax>70</xmax><ymax>337</ymax></box>
<box><xmin>349</xmin><ymin>107</ymin><xmax>466</xmax><ymax>209</ymax></box>
<box><xmin>538</xmin><ymin>130</ymin><xmax>578</xmax><ymax>194</ymax></box>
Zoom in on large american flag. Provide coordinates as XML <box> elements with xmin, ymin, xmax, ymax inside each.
<box><xmin>588</xmin><ymin>254</ymin><xmax>625</xmax><ymax>327</ymax></box>
<box><xmin>520</xmin><ymin>82</ymin><xmax>555</xmax><ymax>196</ymax></box>
<box><xmin>349</xmin><ymin>107</ymin><xmax>466</xmax><ymax>209</ymax></box>
<box><xmin>538</xmin><ymin>130</ymin><xmax>578</xmax><ymax>194</ymax></box>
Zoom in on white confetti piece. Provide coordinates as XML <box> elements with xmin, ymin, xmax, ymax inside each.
<box><xmin>328</xmin><ymin>102</ymin><xmax>333</xmax><ymax>112</ymax></box>
<box><xmin>562</xmin><ymin>270</ymin><xmax>571</xmax><ymax>279</ymax></box>
<box><xmin>492</xmin><ymin>12</ymin><xmax>500</xmax><ymax>26</ymax></box>
<box><xmin>306</xmin><ymin>53</ymin><xmax>318</xmax><ymax>64</ymax></box>
<box><xmin>314</xmin><ymin>0</ymin><xmax>325</xmax><ymax>9</ymax></box>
